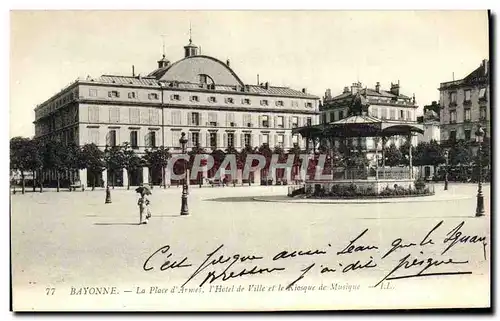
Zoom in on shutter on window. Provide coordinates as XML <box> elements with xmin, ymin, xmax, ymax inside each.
<box><xmin>187</xmin><ymin>112</ymin><xmax>191</xmax><ymax>126</ymax></box>
<box><xmin>234</xmin><ymin>133</ymin><xmax>239</xmax><ymax>148</ymax></box>
<box><xmin>188</xmin><ymin>132</ymin><xmax>192</xmax><ymax>148</ymax></box>
<box><xmin>274</xmin><ymin>116</ymin><xmax>278</xmax><ymax>129</ymax></box>
<box><xmin>222</xmin><ymin>133</ymin><xmax>227</xmax><ymax>148</ymax></box>
<box><xmin>206</xmin><ymin>133</ymin><xmax>210</xmax><ymax>149</ymax></box>
<box><xmin>105</xmin><ymin>132</ymin><xmax>111</xmax><ymax>147</ymax></box>
<box><xmin>240</xmin><ymin>133</ymin><xmax>244</xmax><ymax>148</ymax></box>
<box><xmin>259</xmin><ymin>134</ymin><xmax>262</xmax><ymax>146</ymax></box>
<box><xmin>258</xmin><ymin>116</ymin><xmax>262</xmax><ymax>127</ymax></box>
<box><xmin>289</xmin><ymin>135</ymin><xmax>293</xmax><ymax>148</ymax></box>
<box><xmin>144</xmin><ymin>132</ymin><xmax>150</xmax><ymax>148</ymax></box>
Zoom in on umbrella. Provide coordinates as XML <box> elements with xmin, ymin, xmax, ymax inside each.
<box><xmin>135</xmin><ymin>185</ymin><xmax>152</xmax><ymax>195</ymax></box>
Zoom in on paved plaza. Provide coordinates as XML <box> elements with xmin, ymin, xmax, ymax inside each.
<box><xmin>11</xmin><ymin>183</ymin><xmax>490</xmax><ymax>310</ymax></box>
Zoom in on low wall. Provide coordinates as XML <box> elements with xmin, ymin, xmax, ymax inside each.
<box><xmin>305</xmin><ymin>179</ymin><xmax>415</xmax><ymax>194</ymax></box>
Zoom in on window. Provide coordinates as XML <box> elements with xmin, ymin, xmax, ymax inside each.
<box><xmin>399</xmin><ymin>110</ymin><xmax>404</xmax><ymax>120</ymax></box>
<box><xmin>380</xmin><ymin>108</ymin><xmax>387</xmax><ymax>120</ymax></box>
<box><xmin>406</xmin><ymin>110</ymin><xmax>411</xmax><ymax>121</ymax></box>
<box><xmin>464</xmin><ymin>129</ymin><xmax>471</xmax><ymax>141</ymax></box>
<box><xmin>108</xmin><ymin>91</ymin><xmax>120</xmax><ymax>98</ymax></box>
<box><xmin>450</xmin><ymin>92</ymin><xmax>457</xmax><ymax>104</ymax></box>
<box><xmin>244</xmin><ymin>133</ymin><xmax>251</xmax><ymax>147</ymax></box>
<box><xmin>322</xmin><ymin>114</ymin><xmax>327</xmax><ymax>124</ymax></box>
<box><xmin>262</xmin><ymin>115</ymin><xmax>269</xmax><ymax>128</ymax></box>
<box><xmin>149</xmin><ymin>109</ymin><xmax>159</xmax><ymax>125</ymax></box>
<box><xmin>464</xmin><ymin>90</ymin><xmax>471</xmax><ymax>102</ymax></box>
<box><xmin>108</xmin><ymin>130</ymin><xmax>117</xmax><ymax>147</ymax></box>
<box><xmin>276</xmin><ymin>116</ymin><xmax>284</xmax><ymax>128</ymax></box>
<box><xmin>276</xmin><ymin>100</ymin><xmax>284</xmax><ymax>107</ymax></box>
<box><xmin>128</xmin><ymin>92</ymin><xmax>136</xmax><ymax>99</ymax></box>
<box><xmin>306</xmin><ymin>117</ymin><xmax>312</xmax><ymax>126</ymax></box>
<box><xmin>390</xmin><ymin>109</ymin><xmax>396</xmax><ymax>120</ymax></box>
<box><xmin>262</xmin><ymin>134</ymin><xmax>269</xmax><ymax>145</ymax></box>
<box><xmin>260</xmin><ymin>99</ymin><xmax>269</xmax><ymax>106</ymax></box>
<box><xmin>480</xmin><ymin>107</ymin><xmax>487</xmax><ymax>120</ymax></box>
<box><xmin>191</xmin><ymin>112</ymin><xmax>200</xmax><ymax>126</ymax></box>
<box><xmin>171</xmin><ymin>111</ymin><xmax>181</xmax><ymax>125</ymax></box>
<box><xmin>277</xmin><ymin>134</ymin><xmax>284</xmax><ymax>147</ymax></box>
<box><xmin>88</xmin><ymin>106</ymin><xmax>99</xmax><ymax>122</ymax></box>
<box><xmin>172</xmin><ymin>131</ymin><xmax>181</xmax><ymax>148</ymax></box>
<box><xmin>292</xmin><ymin>116</ymin><xmax>299</xmax><ymax>128</ymax></box>
<box><xmin>89</xmin><ymin>129</ymin><xmax>99</xmax><ymax>145</ymax></box>
<box><xmin>227</xmin><ymin>133</ymin><xmax>234</xmax><ymax>147</ymax></box>
<box><xmin>171</xmin><ymin>94</ymin><xmax>181</xmax><ymax>101</ymax></box>
<box><xmin>109</xmin><ymin>107</ymin><xmax>120</xmax><ymax>123</ymax></box>
<box><xmin>149</xmin><ymin>132</ymin><xmax>156</xmax><ymax>148</ymax></box>
<box><xmin>449</xmin><ymin>130</ymin><xmax>456</xmax><ymax>142</ymax></box>
<box><xmin>464</xmin><ymin>109</ymin><xmax>471</xmax><ymax>122</ymax></box>
<box><xmin>292</xmin><ymin>101</ymin><xmax>299</xmax><ymax>107</ymax></box>
<box><xmin>89</xmin><ymin>89</ymin><xmax>97</xmax><ymax>97</ymax></box>
<box><xmin>450</xmin><ymin>110</ymin><xmax>457</xmax><ymax>123</ymax></box>
<box><xmin>339</xmin><ymin>110</ymin><xmax>344</xmax><ymax>119</ymax></box>
<box><xmin>371</xmin><ymin>108</ymin><xmax>378</xmax><ymax>118</ymax></box>
<box><xmin>292</xmin><ymin>135</ymin><xmax>299</xmax><ymax>145</ymax></box>
<box><xmin>130</xmin><ymin>131</ymin><xmax>138</xmax><ymax>148</ymax></box>
<box><xmin>210</xmin><ymin>133</ymin><xmax>217</xmax><ymax>148</ymax></box>
<box><xmin>208</xmin><ymin>96</ymin><xmax>217</xmax><ymax>103</ymax></box>
<box><xmin>225</xmin><ymin>97</ymin><xmax>234</xmax><ymax>104</ymax></box>
<box><xmin>479</xmin><ymin>88</ymin><xmax>487</xmax><ymax>100</ymax></box>
<box><xmin>190</xmin><ymin>95</ymin><xmax>199</xmax><ymax>102</ymax></box>
<box><xmin>191</xmin><ymin>132</ymin><xmax>199</xmax><ymax>147</ymax></box>
<box><xmin>208</xmin><ymin>113</ymin><xmax>217</xmax><ymax>126</ymax></box>
<box><xmin>306</xmin><ymin>102</ymin><xmax>313</xmax><ymax>108</ymax></box>
<box><xmin>242</xmin><ymin>98</ymin><xmax>251</xmax><ymax>105</ymax></box>
<box><xmin>330</xmin><ymin>112</ymin><xmax>336</xmax><ymax>122</ymax></box>
<box><xmin>148</xmin><ymin>93</ymin><xmax>159</xmax><ymax>100</ymax></box>
<box><xmin>243</xmin><ymin>114</ymin><xmax>252</xmax><ymax>127</ymax></box>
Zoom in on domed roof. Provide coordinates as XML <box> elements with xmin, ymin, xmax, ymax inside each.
<box><xmin>148</xmin><ymin>55</ymin><xmax>244</xmax><ymax>86</ymax></box>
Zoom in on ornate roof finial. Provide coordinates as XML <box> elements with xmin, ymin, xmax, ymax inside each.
<box><xmin>189</xmin><ymin>22</ymin><xmax>192</xmax><ymax>44</ymax></box>
<box><xmin>161</xmin><ymin>35</ymin><xmax>166</xmax><ymax>57</ymax></box>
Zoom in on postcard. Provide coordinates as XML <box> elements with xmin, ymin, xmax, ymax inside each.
<box><xmin>9</xmin><ymin>10</ymin><xmax>491</xmax><ymax>311</ymax></box>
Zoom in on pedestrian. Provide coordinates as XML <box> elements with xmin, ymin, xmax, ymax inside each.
<box><xmin>136</xmin><ymin>185</ymin><xmax>152</xmax><ymax>225</ymax></box>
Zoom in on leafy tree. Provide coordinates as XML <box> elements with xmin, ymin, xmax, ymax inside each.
<box><xmin>239</xmin><ymin>145</ymin><xmax>257</xmax><ymax>185</ymax></box>
<box><xmin>122</xmin><ymin>143</ymin><xmax>142</xmax><ymax>190</ymax></box>
<box><xmin>104</xmin><ymin>146</ymin><xmax>126</xmax><ymax>189</ymax></box>
<box><xmin>425</xmin><ymin>139</ymin><xmax>446</xmax><ymax>173</ymax></box>
<box><xmin>449</xmin><ymin>140</ymin><xmax>472</xmax><ymax>167</ymax></box>
<box><xmin>42</xmin><ymin>140</ymin><xmax>67</xmax><ymax>192</ymax></box>
<box><xmin>256</xmin><ymin>144</ymin><xmax>273</xmax><ymax>181</ymax></box>
<box><xmin>80</xmin><ymin>143</ymin><xmax>105</xmax><ymax>190</ymax></box>
<box><xmin>384</xmin><ymin>143</ymin><xmax>403</xmax><ymax>167</ymax></box>
<box><xmin>66</xmin><ymin>142</ymin><xmax>85</xmax><ymax>191</ymax></box>
<box><xmin>10</xmin><ymin>137</ymin><xmax>33</xmax><ymax>194</ymax></box>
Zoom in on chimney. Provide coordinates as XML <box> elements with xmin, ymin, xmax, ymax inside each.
<box><xmin>257</xmin><ymin>74</ymin><xmax>260</xmax><ymax>85</ymax></box>
<box><xmin>351</xmin><ymin>82</ymin><xmax>359</xmax><ymax>95</ymax></box>
<box><xmin>390</xmin><ymin>81</ymin><xmax>400</xmax><ymax>96</ymax></box>
<box><xmin>375</xmin><ymin>82</ymin><xmax>380</xmax><ymax>93</ymax></box>
<box><xmin>132</xmin><ymin>65</ymin><xmax>135</xmax><ymax>77</ymax></box>
<box><xmin>226</xmin><ymin>59</ymin><xmax>230</xmax><ymax>67</ymax></box>
<box><xmin>325</xmin><ymin>88</ymin><xmax>332</xmax><ymax>99</ymax></box>
<box><xmin>343</xmin><ymin>86</ymin><xmax>350</xmax><ymax>94</ymax></box>
<box><xmin>302</xmin><ymin>88</ymin><xmax>307</xmax><ymax>94</ymax></box>
<box><xmin>483</xmin><ymin>59</ymin><xmax>488</xmax><ymax>76</ymax></box>
<box><xmin>265</xmin><ymin>82</ymin><xmax>270</xmax><ymax>90</ymax></box>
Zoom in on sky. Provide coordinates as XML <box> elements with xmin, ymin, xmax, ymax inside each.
<box><xmin>9</xmin><ymin>10</ymin><xmax>489</xmax><ymax>138</ymax></box>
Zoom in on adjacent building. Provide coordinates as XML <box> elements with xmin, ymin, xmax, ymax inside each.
<box><xmin>416</xmin><ymin>102</ymin><xmax>441</xmax><ymax>144</ymax></box>
<box><xmin>320</xmin><ymin>81</ymin><xmax>419</xmax><ymax>161</ymax></box>
<box><xmin>33</xmin><ymin>38</ymin><xmax>320</xmax><ymax>186</ymax></box>
<box><xmin>439</xmin><ymin>59</ymin><xmax>490</xmax><ymax>145</ymax></box>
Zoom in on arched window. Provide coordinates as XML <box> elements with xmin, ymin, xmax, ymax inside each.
<box><xmin>199</xmin><ymin>74</ymin><xmax>215</xmax><ymax>87</ymax></box>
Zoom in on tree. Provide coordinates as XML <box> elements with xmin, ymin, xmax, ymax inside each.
<box><xmin>425</xmin><ymin>139</ymin><xmax>446</xmax><ymax>173</ymax></box>
<box><xmin>239</xmin><ymin>144</ymin><xmax>257</xmax><ymax>185</ymax></box>
<box><xmin>42</xmin><ymin>140</ymin><xmax>67</xmax><ymax>192</ymax></box>
<box><xmin>66</xmin><ymin>142</ymin><xmax>85</xmax><ymax>191</ymax></box>
<box><xmin>10</xmin><ymin>137</ymin><xmax>33</xmax><ymax>194</ymax></box>
<box><xmin>256</xmin><ymin>144</ymin><xmax>273</xmax><ymax>182</ymax></box>
<box><xmin>384</xmin><ymin>143</ymin><xmax>403</xmax><ymax>167</ymax></box>
<box><xmin>122</xmin><ymin>143</ymin><xmax>142</xmax><ymax>190</ymax></box>
<box><xmin>80</xmin><ymin>143</ymin><xmax>105</xmax><ymax>190</ymax></box>
<box><xmin>154</xmin><ymin>146</ymin><xmax>172</xmax><ymax>188</ymax></box>
<box><xmin>104</xmin><ymin>146</ymin><xmax>126</xmax><ymax>189</ymax></box>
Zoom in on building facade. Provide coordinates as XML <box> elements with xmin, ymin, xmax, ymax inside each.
<box><xmin>33</xmin><ymin>39</ymin><xmax>320</xmax><ymax>186</ymax></box>
<box><xmin>439</xmin><ymin>59</ymin><xmax>490</xmax><ymax>144</ymax></box>
<box><xmin>417</xmin><ymin>109</ymin><xmax>441</xmax><ymax>144</ymax></box>
<box><xmin>320</xmin><ymin>81</ymin><xmax>419</xmax><ymax>161</ymax></box>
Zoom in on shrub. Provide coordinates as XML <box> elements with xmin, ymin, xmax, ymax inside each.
<box><xmin>415</xmin><ymin>178</ymin><xmax>426</xmax><ymax>191</ymax></box>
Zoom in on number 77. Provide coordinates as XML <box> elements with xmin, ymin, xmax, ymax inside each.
<box><xmin>45</xmin><ymin>287</ymin><xmax>55</xmax><ymax>295</ymax></box>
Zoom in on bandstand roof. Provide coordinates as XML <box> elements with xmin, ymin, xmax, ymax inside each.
<box><xmin>292</xmin><ymin>114</ymin><xmax>424</xmax><ymax>138</ymax></box>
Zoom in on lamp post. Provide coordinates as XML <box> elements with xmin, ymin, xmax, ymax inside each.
<box><xmin>475</xmin><ymin>125</ymin><xmax>485</xmax><ymax>217</ymax></box>
<box><xmin>179</xmin><ymin>132</ymin><xmax>189</xmax><ymax>216</ymax></box>
<box><xmin>444</xmin><ymin>149</ymin><xmax>449</xmax><ymax>191</ymax></box>
<box><xmin>104</xmin><ymin>147</ymin><xmax>112</xmax><ymax>204</ymax></box>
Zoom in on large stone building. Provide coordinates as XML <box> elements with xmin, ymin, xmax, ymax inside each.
<box><xmin>439</xmin><ymin>59</ymin><xmax>490</xmax><ymax>144</ymax></box>
<box><xmin>320</xmin><ymin>81</ymin><xmax>419</xmax><ymax>162</ymax></box>
<box><xmin>416</xmin><ymin>101</ymin><xmax>441</xmax><ymax>144</ymax></box>
<box><xmin>33</xmin><ymin>38</ymin><xmax>320</xmax><ymax>186</ymax></box>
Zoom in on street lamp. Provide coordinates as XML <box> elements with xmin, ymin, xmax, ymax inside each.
<box><xmin>444</xmin><ymin>149</ymin><xmax>449</xmax><ymax>191</ymax></box>
<box><xmin>179</xmin><ymin>132</ymin><xmax>189</xmax><ymax>216</ymax></box>
<box><xmin>104</xmin><ymin>146</ymin><xmax>112</xmax><ymax>204</ymax></box>
<box><xmin>475</xmin><ymin>125</ymin><xmax>485</xmax><ymax>217</ymax></box>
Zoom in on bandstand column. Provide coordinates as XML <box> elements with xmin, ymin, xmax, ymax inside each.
<box><xmin>374</xmin><ymin>137</ymin><xmax>379</xmax><ymax>180</ymax></box>
<box><xmin>408</xmin><ymin>134</ymin><xmax>413</xmax><ymax>179</ymax></box>
<box><xmin>381</xmin><ymin>136</ymin><xmax>387</xmax><ymax>179</ymax></box>
<box><xmin>305</xmin><ymin>136</ymin><xmax>310</xmax><ymax>154</ymax></box>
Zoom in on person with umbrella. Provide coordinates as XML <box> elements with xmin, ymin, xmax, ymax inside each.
<box><xmin>136</xmin><ymin>184</ymin><xmax>152</xmax><ymax>225</ymax></box>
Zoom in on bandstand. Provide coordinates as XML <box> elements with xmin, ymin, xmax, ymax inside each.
<box><xmin>292</xmin><ymin>93</ymin><xmax>425</xmax><ymax>197</ymax></box>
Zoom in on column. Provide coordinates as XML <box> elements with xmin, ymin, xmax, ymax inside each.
<box><xmin>271</xmin><ymin>167</ymin><xmax>276</xmax><ymax>185</ymax></box>
<box><xmin>285</xmin><ymin>167</ymin><xmax>292</xmax><ymax>184</ymax></box>
<box><xmin>374</xmin><ymin>137</ymin><xmax>379</xmax><ymax>180</ymax></box>
<box><xmin>408</xmin><ymin>134</ymin><xmax>413</xmax><ymax>180</ymax></box>
<box><xmin>164</xmin><ymin>166</ymin><xmax>171</xmax><ymax>187</ymax></box>
<box><xmin>382</xmin><ymin>137</ymin><xmax>386</xmax><ymax>179</ymax></box>
<box><xmin>78</xmin><ymin>169</ymin><xmax>87</xmax><ymax>187</ymax></box>
<box><xmin>142</xmin><ymin>167</ymin><xmax>149</xmax><ymax>185</ymax></box>
<box><xmin>123</xmin><ymin>168</ymin><xmax>129</xmax><ymax>188</ymax></box>
<box><xmin>102</xmin><ymin>169</ymin><xmax>108</xmax><ymax>187</ymax></box>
